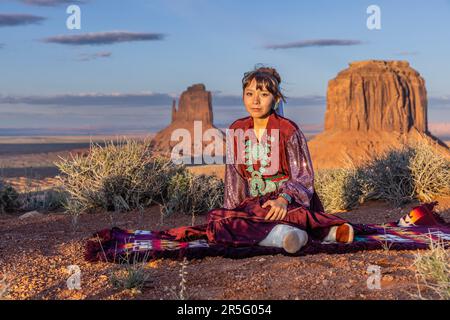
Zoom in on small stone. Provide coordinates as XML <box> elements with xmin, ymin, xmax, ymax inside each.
<box><xmin>383</xmin><ymin>275</ymin><xmax>394</xmax><ymax>282</ymax></box>
<box><xmin>19</xmin><ymin>211</ymin><xmax>43</xmax><ymax>220</ymax></box>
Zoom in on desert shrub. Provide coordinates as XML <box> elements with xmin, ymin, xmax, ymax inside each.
<box><xmin>356</xmin><ymin>142</ymin><xmax>450</xmax><ymax>206</ymax></box>
<box><xmin>55</xmin><ymin>138</ymin><xmax>185</xmax><ymax>214</ymax></box>
<box><xmin>413</xmin><ymin>237</ymin><xmax>450</xmax><ymax>300</ymax></box>
<box><xmin>18</xmin><ymin>187</ymin><xmax>68</xmax><ymax>213</ymax></box>
<box><xmin>164</xmin><ymin>171</ymin><xmax>224</xmax><ymax>216</ymax></box>
<box><xmin>315</xmin><ymin>141</ymin><xmax>450</xmax><ymax>211</ymax></box>
<box><xmin>0</xmin><ymin>179</ymin><xmax>19</xmax><ymax>214</ymax></box>
<box><xmin>357</xmin><ymin>146</ymin><xmax>416</xmax><ymax>206</ymax></box>
<box><xmin>315</xmin><ymin>168</ymin><xmax>362</xmax><ymax>213</ymax></box>
<box><xmin>409</xmin><ymin>140</ymin><xmax>450</xmax><ymax>202</ymax></box>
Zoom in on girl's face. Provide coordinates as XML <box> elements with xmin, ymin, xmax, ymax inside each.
<box><xmin>243</xmin><ymin>78</ymin><xmax>277</xmax><ymax>119</ymax></box>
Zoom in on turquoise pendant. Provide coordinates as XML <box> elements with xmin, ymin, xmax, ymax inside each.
<box><xmin>245</xmin><ymin>135</ymin><xmax>278</xmax><ymax>197</ymax></box>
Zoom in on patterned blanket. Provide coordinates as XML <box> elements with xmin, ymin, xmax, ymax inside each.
<box><xmin>85</xmin><ymin>201</ymin><xmax>450</xmax><ymax>263</ymax></box>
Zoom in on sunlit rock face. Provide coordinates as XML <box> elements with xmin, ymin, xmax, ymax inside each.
<box><xmin>324</xmin><ymin>60</ymin><xmax>427</xmax><ymax>133</ymax></box>
<box><xmin>309</xmin><ymin>60</ymin><xmax>449</xmax><ymax>170</ymax></box>
<box><xmin>152</xmin><ymin>84</ymin><xmax>225</xmax><ymax>160</ymax></box>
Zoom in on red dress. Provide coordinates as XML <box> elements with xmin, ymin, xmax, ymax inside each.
<box><xmin>158</xmin><ymin>110</ymin><xmax>349</xmax><ymax>246</ymax></box>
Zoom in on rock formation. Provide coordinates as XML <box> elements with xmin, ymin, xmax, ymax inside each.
<box><xmin>308</xmin><ymin>60</ymin><xmax>449</xmax><ymax>170</ymax></box>
<box><xmin>151</xmin><ymin>84</ymin><xmax>225</xmax><ymax>160</ymax></box>
<box><xmin>171</xmin><ymin>84</ymin><xmax>214</xmax><ymax>125</ymax></box>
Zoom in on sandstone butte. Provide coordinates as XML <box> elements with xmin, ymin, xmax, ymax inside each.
<box><xmin>150</xmin><ymin>83</ymin><xmax>225</xmax><ymax>159</ymax></box>
<box><xmin>308</xmin><ymin>60</ymin><xmax>450</xmax><ymax>170</ymax></box>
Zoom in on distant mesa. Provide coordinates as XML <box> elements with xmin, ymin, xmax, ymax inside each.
<box><xmin>151</xmin><ymin>83</ymin><xmax>225</xmax><ymax>158</ymax></box>
<box><xmin>308</xmin><ymin>60</ymin><xmax>450</xmax><ymax>170</ymax></box>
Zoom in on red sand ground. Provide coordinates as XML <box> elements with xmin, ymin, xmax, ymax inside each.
<box><xmin>1</xmin><ymin>196</ymin><xmax>449</xmax><ymax>300</ymax></box>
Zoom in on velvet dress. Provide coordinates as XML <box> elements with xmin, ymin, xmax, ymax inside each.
<box><xmin>157</xmin><ymin>110</ymin><xmax>350</xmax><ymax>247</ymax></box>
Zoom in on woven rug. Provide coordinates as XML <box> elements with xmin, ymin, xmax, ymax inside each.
<box><xmin>85</xmin><ymin>201</ymin><xmax>450</xmax><ymax>263</ymax></box>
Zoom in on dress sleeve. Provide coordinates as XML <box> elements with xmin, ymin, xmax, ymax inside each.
<box><xmin>277</xmin><ymin>128</ymin><xmax>315</xmax><ymax>209</ymax></box>
<box><xmin>223</xmin><ymin>127</ymin><xmax>249</xmax><ymax>209</ymax></box>
<box><xmin>223</xmin><ymin>163</ymin><xmax>249</xmax><ymax>209</ymax></box>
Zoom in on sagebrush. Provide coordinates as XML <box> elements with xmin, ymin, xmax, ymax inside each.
<box><xmin>0</xmin><ymin>179</ymin><xmax>19</xmax><ymax>214</ymax></box>
<box><xmin>164</xmin><ymin>171</ymin><xmax>224</xmax><ymax>216</ymax></box>
<box><xmin>413</xmin><ymin>237</ymin><xmax>450</xmax><ymax>300</ymax></box>
<box><xmin>315</xmin><ymin>141</ymin><xmax>450</xmax><ymax>212</ymax></box>
<box><xmin>55</xmin><ymin>138</ymin><xmax>223</xmax><ymax>216</ymax></box>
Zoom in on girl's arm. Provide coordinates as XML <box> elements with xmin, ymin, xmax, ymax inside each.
<box><xmin>277</xmin><ymin>129</ymin><xmax>315</xmax><ymax>209</ymax></box>
<box><xmin>223</xmin><ymin>125</ymin><xmax>249</xmax><ymax>209</ymax></box>
<box><xmin>223</xmin><ymin>163</ymin><xmax>248</xmax><ymax>209</ymax></box>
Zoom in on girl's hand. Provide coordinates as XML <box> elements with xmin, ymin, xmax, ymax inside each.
<box><xmin>262</xmin><ymin>197</ymin><xmax>288</xmax><ymax>221</ymax></box>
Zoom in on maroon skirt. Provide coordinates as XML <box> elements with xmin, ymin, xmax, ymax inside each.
<box><xmin>156</xmin><ymin>191</ymin><xmax>350</xmax><ymax>247</ymax></box>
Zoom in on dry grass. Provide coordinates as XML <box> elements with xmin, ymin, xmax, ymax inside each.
<box><xmin>55</xmin><ymin>137</ymin><xmax>184</xmax><ymax>214</ymax></box>
<box><xmin>377</xmin><ymin>225</ymin><xmax>394</xmax><ymax>253</ymax></box>
<box><xmin>109</xmin><ymin>258</ymin><xmax>154</xmax><ymax>293</ymax></box>
<box><xmin>55</xmin><ymin>137</ymin><xmax>223</xmax><ymax>217</ymax></box>
<box><xmin>106</xmin><ymin>242</ymin><xmax>154</xmax><ymax>292</ymax></box>
<box><xmin>315</xmin><ymin>141</ymin><xmax>450</xmax><ymax>213</ymax></box>
<box><xmin>409</xmin><ymin>140</ymin><xmax>450</xmax><ymax>202</ymax></box>
<box><xmin>359</xmin><ymin>146</ymin><xmax>416</xmax><ymax>206</ymax></box>
<box><xmin>314</xmin><ymin>167</ymin><xmax>362</xmax><ymax>213</ymax></box>
<box><xmin>164</xmin><ymin>171</ymin><xmax>224</xmax><ymax>217</ymax></box>
<box><xmin>1</xmin><ymin>174</ymin><xmax>67</xmax><ymax>214</ymax></box>
<box><xmin>413</xmin><ymin>236</ymin><xmax>450</xmax><ymax>300</ymax></box>
<box><xmin>17</xmin><ymin>181</ymin><xmax>67</xmax><ymax>213</ymax></box>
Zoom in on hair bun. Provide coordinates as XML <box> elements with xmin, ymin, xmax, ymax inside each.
<box><xmin>256</xmin><ymin>67</ymin><xmax>281</xmax><ymax>84</ymax></box>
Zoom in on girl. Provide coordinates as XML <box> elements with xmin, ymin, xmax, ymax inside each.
<box><xmin>160</xmin><ymin>66</ymin><xmax>354</xmax><ymax>253</ymax></box>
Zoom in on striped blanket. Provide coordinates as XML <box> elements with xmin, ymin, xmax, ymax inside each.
<box><xmin>85</xmin><ymin>201</ymin><xmax>450</xmax><ymax>263</ymax></box>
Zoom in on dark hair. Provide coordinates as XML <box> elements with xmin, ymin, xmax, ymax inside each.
<box><xmin>242</xmin><ymin>65</ymin><xmax>287</xmax><ymax>104</ymax></box>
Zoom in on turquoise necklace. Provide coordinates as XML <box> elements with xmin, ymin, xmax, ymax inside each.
<box><xmin>245</xmin><ymin>135</ymin><xmax>280</xmax><ymax>197</ymax></box>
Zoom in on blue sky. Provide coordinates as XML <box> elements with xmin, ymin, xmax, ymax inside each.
<box><xmin>1</xmin><ymin>0</ymin><xmax>450</xmax><ymax>136</ymax></box>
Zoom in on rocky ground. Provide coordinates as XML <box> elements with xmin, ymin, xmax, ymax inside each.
<box><xmin>1</xmin><ymin>196</ymin><xmax>449</xmax><ymax>300</ymax></box>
